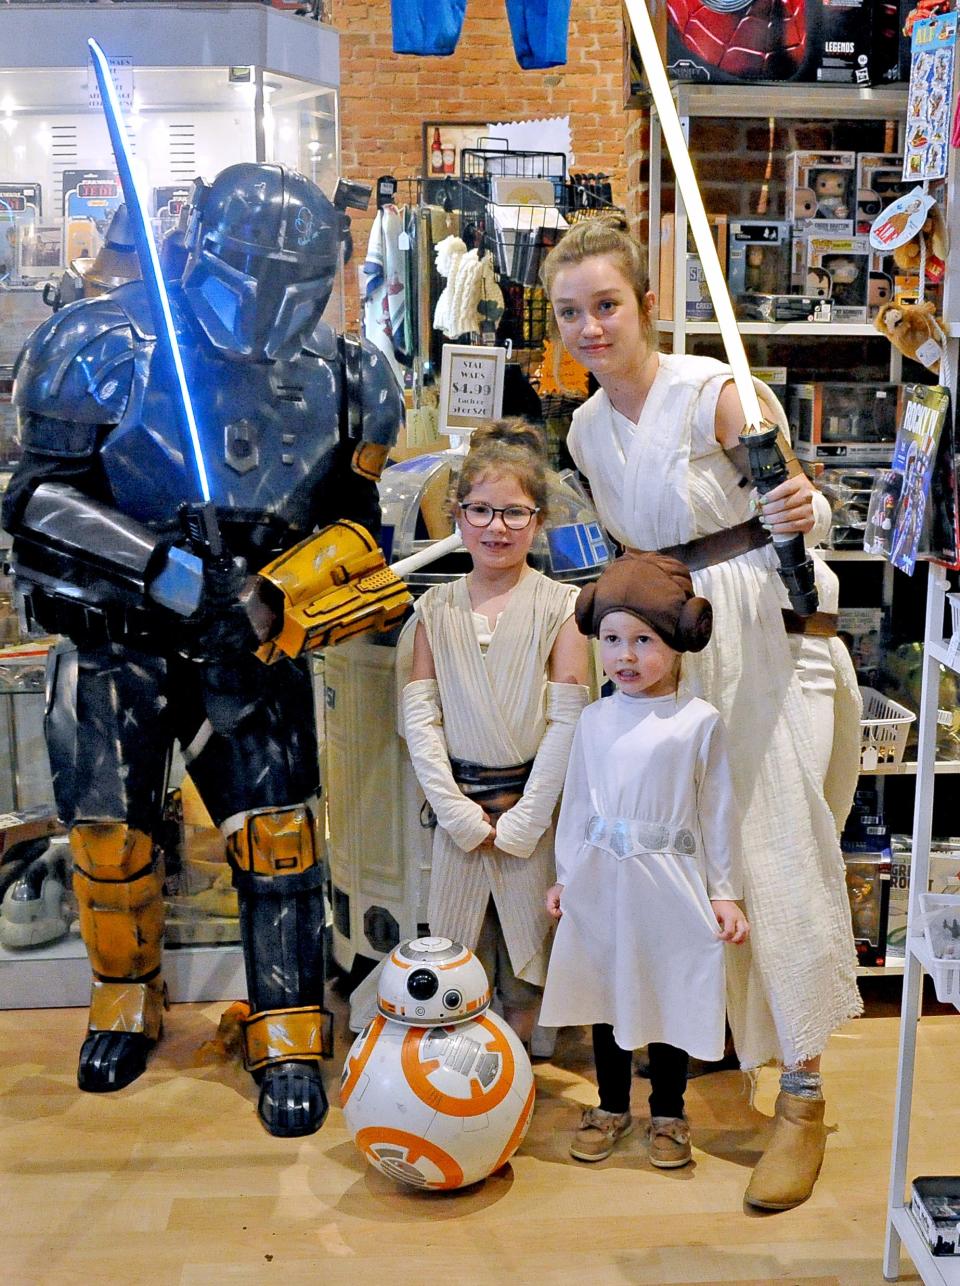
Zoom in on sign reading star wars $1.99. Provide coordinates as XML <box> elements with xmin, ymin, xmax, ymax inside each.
<box><xmin>439</xmin><ymin>343</ymin><xmax>506</xmax><ymax>435</ymax></box>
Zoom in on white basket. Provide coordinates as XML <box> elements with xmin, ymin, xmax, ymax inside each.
<box><xmin>859</xmin><ymin>686</ymin><xmax>916</xmax><ymax>770</ymax></box>
<box><xmin>918</xmin><ymin>892</ymin><xmax>960</xmax><ymax>1005</ymax></box>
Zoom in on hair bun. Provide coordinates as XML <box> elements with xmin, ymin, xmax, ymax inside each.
<box><xmin>677</xmin><ymin>597</ymin><xmax>713</xmax><ymax>652</ymax></box>
<box><xmin>574</xmin><ymin>582</ymin><xmax>597</xmax><ymax>636</ymax></box>
<box><xmin>471</xmin><ymin>417</ymin><xmax>547</xmax><ymax>461</ymax></box>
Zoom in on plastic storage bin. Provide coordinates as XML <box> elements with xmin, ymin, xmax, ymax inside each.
<box><xmin>859</xmin><ymin>686</ymin><xmax>916</xmax><ymax>770</ymax></box>
<box><xmin>918</xmin><ymin>892</ymin><xmax>960</xmax><ymax>1005</ymax></box>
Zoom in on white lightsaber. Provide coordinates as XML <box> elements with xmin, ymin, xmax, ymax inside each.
<box><xmin>391</xmin><ymin>531</ymin><xmax>463</xmax><ymax>578</ymax></box>
<box><xmin>622</xmin><ymin>0</ymin><xmax>764</xmax><ymax>429</ymax></box>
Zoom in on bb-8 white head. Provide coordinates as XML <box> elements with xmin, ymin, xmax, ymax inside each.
<box><xmin>377</xmin><ymin>936</ymin><xmax>490</xmax><ymax>1025</ymax></box>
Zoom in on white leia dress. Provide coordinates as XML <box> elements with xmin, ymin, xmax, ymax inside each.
<box><xmin>539</xmin><ymin>691</ymin><xmax>741</xmax><ymax>1062</ymax></box>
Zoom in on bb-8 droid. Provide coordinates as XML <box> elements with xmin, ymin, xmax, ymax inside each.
<box><xmin>340</xmin><ymin>936</ymin><xmax>535</xmax><ymax>1189</ymax></box>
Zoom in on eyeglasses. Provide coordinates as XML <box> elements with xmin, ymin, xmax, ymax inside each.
<box><xmin>459</xmin><ymin>502</ymin><xmax>540</xmax><ymax>530</ymax></box>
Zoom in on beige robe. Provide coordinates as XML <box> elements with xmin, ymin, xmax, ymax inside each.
<box><xmin>567</xmin><ymin>354</ymin><xmax>863</xmax><ymax>1068</ymax></box>
<box><xmin>413</xmin><ymin>569</ymin><xmax>579</xmax><ymax>984</ymax></box>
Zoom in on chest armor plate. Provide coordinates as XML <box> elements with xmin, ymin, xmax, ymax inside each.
<box><xmin>100</xmin><ymin>336</ymin><xmax>342</xmax><ymax>531</ymax></box>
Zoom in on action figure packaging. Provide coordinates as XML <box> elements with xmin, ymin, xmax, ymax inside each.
<box><xmin>888</xmin><ymin>837</ymin><xmax>960</xmax><ymax>962</ymax></box>
<box><xmin>818</xmin><ymin>469</ymin><xmax>882</xmax><ymax>548</ymax></box>
<box><xmin>658</xmin><ymin>213</ymin><xmax>727</xmax><ymax>320</ymax></box>
<box><xmin>855</xmin><ymin>152</ymin><xmax>907</xmax><ymax>233</ymax></box>
<box><xmin>726</xmin><ymin>220</ymin><xmax>792</xmax><ymax>300</ymax></box>
<box><xmin>836</xmin><ymin>605</ymin><xmax>883</xmax><ymax>678</ymax></box>
<box><xmin>642</xmin><ymin>0</ymin><xmax>903</xmax><ymax>86</ymax></box>
<box><xmin>911</xmin><ymin>1177</ymin><xmax>960</xmax><ymax>1255</ymax></box>
<box><xmin>736</xmin><ymin>293</ymin><xmax>829</xmax><ymax>322</ymax></box>
<box><xmin>793</xmin><ymin>233</ymin><xmax>887</xmax><ymax>321</ymax></box>
<box><xmin>751</xmin><ymin>365</ymin><xmax>788</xmax><ymax>409</ymax></box>
<box><xmin>789</xmin><ymin>381</ymin><xmax>902</xmax><ymax>462</ymax></box>
<box><xmin>787</xmin><ymin>151</ymin><xmax>856</xmax><ymax>235</ymax></box>
<box><xmin>843</xmin><ymin>854</ymin><xmax>890</xmax><ymax>966</ymax></box>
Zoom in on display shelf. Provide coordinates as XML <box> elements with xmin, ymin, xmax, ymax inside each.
<box><xmin>889</xmin><ymin>1206</ymin><xmax>960</xmax><ymax>1286</ymax></box>
<box><xmin>655</xmin><ymin>320</ymin><xmax>885</xmax><ymax>338</ymax></box>
<box><xmin>820</xmin><ymin>550</ymin><xmax>888</xmax><ymax>562</ymax></box>
<box><xmin>669</xmin><ymin>82</ymin><xmax>908</xmax><ymax>121</ymax></box>
<box><xmin>857</xmin><ymin>962</ymin><xmax>905</xmax><ymax>977</ymax></box>
<box><xmin>928</xmin><ymin>640</ymin><xmax>960</xmax><ymax>676</ymax></box>
<box><xmin>0</xmin><ymin>937</ymin><xmax>246</xmax><ymax>1009</ymax></box>
<box><xmin>865</xmin><ymin>760</ymin><xmax>960</xmax><ymax>776</ymax></box>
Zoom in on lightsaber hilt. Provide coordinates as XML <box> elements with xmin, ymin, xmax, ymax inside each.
<box><xmin>739</xmin><ymin>422</ymin><xmax>819</xmax><ymax>617</ymax></box>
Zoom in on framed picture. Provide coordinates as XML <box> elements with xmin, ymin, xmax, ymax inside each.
<box><xmin>438</xmin><ymin>343</ymin><xmax>506</xmax><ymax>435</ymax></box>
<box><xmin>422</xmin><ymin>120</ymin><xmax>491</xmax><ymax>179</ymax></box>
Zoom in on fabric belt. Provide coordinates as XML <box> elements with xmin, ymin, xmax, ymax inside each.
<box><xmin>449</xmin><ymin>757</ymin><xmax>534</xmax><ymax>818</ymax></box>
<box><xmin>585</xmin><ymin>814</ymin><xmax>699</xmax><ymax>861</ymax></box>
<box><xmin>781</xmin><ymin>609</ymin><xmax>839</xmax><ymax>637</ymax></box>
<box><xmin>650</xmin><ymin>516</ymin><xmax>772</xmax><ymax>573</ymax></box>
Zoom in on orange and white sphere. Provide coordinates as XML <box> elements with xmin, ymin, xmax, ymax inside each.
<box><xmin>340</xmin><ymin>938</ymin><xmax>535</xmax><ymax>1190</ymax></box>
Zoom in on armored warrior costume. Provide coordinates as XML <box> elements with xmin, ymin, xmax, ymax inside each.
<box><xmin>1</xmin><ymin>163</ymin><xmax>407</xmax><ymax>1136</ymax></box>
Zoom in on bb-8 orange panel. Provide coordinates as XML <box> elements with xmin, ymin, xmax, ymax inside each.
<box><xmin>340</xmin><ymin>1012</ymin><xmax>535</xmax><ymax>1189</ymax></box>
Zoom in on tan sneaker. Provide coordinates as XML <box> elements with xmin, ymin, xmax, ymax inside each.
<box><xmin>646</xmin><ymin>1115</ymin><xmax>692</xmax><ymax>1168</ymax></box>
<box><xmin>569</xmin><ymin>1106</ymin><xmax>635</xmax><ymax>1162</ymax></box>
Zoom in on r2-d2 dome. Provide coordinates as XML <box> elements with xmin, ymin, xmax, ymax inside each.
<box><xmin>376</xmin><ymin>936</ymin><xmax>491</xmax><ymax>1025</ymax></box>
<box><xmin>341</xmin><ymin>938</ymin><xmax>535</xmax><ymax>1190</ymax></box>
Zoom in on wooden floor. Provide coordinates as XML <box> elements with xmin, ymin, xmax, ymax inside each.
<box><xmin>2</xmin><ymin>990</ymin><xmax>956</xmax><ymax>1285</ymax></box>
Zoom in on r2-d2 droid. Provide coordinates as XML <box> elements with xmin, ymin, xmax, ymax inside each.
<box><xmin>340</xmin><ymin>937</ymin><xmax>535</xmax><ymax>1189</ymax></box>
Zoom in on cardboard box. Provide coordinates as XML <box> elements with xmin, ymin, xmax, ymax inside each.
<box><xmin>737</xmin><ymin>293</ymin><xmax>830</xmax><ymax>322</ymax></box>
<box><xmin>751</xmin><ymin>365</ymin><xmax>788</xmax><ymax>410</ymax></box>
<box><xmin>911</xmin><ymin>1177</ymin><xmax>960</xmax><ymax>1256</ymax></box>
<box><xmin>810</xmin><ymin>0</ymin><xmax>900</xmax><ymax>86</ymax></box>
<box><xmin>789</xmin><ymin>381</ymin><xmax>902</xmax><ymax>462</ymax></box>
<box><xmin>658</xmin><ymin>213</ymin><xmax>728</xmax><ymax>321</ymax></box>
<box><xmin>787</xmin><ymin>151</ymin><xmax>856</xmax><ymax>234</ymax></box>
<box><xmin>727</xmin><ymin>220</ymin><xmax>793</xmax><ymax>299</ymax></box>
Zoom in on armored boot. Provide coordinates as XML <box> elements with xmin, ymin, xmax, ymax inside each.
<box><xmin>744</xmin><ymin>1089</ymin><xmax>827</xmax><ymax>1210</ymax></box>
<box><xmin>227</xmin><ymin>801</ymin><xmax>333</xmax><ymax>1138</ymax></box>
<box><xmin>70</xmin><ymin>823</ymin><xmax>167</xmax><ymax>1092</ymax></box>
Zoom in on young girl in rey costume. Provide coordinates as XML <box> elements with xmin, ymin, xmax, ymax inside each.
<box><xmin>401</xmin><ymin>419</ymin><xmax>591</xmax><ymax>1045</ymax></box>
<box><xmin>540</xmin><ymin>552</ymin><xmax>749</xmax><ymax>1170</ymax></box>
<box><xmin>540</xmin><ymin>215</ymin><xmax>863</xmax><ymax>1209</ymax></box>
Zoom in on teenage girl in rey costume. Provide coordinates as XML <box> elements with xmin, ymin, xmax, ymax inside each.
<box><xmin>401</xmin><ymin>420</ymin><xmax>591</xmax><ymax>1045</ymax></box>
<box><xmin>540</xmin><ymin>552</ymin><xmax>750</xmax><ymax>1171</ymax></box>
<box><xmin>540</xmin><ymin>216</ymin><xmax>863</xmax><ymax>1210</ymax></box>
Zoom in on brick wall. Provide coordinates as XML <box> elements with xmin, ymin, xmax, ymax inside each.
<box><xmin>335</xmin><ymin>0</ymin><xmax>630</xmax><ymax>324</ymax></box>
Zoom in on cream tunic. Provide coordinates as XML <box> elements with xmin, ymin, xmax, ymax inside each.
<box><xmin>414</xmin><ymin>568</ymin><xmax>578</xmax><ymax>985</ymax></box>
<box><xmin>539</xmin><ymin>692</ymin><xmax>740</xmax><ymax>1060</ymax></box>
<box><xmin>567</xmin><ymin>354</ymin><xmax>862</xmax><ymax>1068</ymax></box>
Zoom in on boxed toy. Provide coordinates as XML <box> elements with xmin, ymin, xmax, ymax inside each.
<box><xmin>855</xmin><ymin>152</ymin><xmax>907</xmax><ymax>232</ymax></box>
<box><xmin>819</xmin><ymin>469</ymin><xmax>883</xmax><ymax>549</ymax></box>
<box><xmin>787</xmin><ymin>151</ymin><xmax>856</xmax><ymax>234</ymax></box>
<box><xmin>658</xmin><ymin>213</ymin><xmax>727</xmax><ymax>321</ymax></box>
<box><xmin>843</xmin><ymin>851</ymin><xmax>891</xmax><ymax>967</ymax></box>
<box><xmin>797</xmin><ymin>234</ymin><xmax>885</xmax><ymax>322</ymax></box>
<box><xmin>737</xmin><ymin>293</ymin><xmax>830</xmax><ymax>322</ymax></box>
<box><xmin>639</xmin><ymin>0</ymin><xmax>902</xmax><ymax>87</ymax></box>
<box><xmin>789</xmin><ymin>381</ymin><xmax>901</xmax><ymax>463</ymax></box>
<box><xmin>751</xmin><ymin>365</ymin><xmax>788</xmax><ymax>410</ymax></box>
<box><xmin>911</xmin><ymin>1177</ymin><xmax>960</xmax><ymax>1256</ymax></box>
<box><xmin>836</xmin><ymin>605</ymin><xmax>884</xmax><ymax>678</ymax></box>
<box><xmin>727</xmin><ymin>220</ymin><xmax>792</xmax><ymax>300</ymax></box>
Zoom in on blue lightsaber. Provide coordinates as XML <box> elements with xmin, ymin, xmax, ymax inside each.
<box><xmin>88</xmin><ymin>38</ymin><xmax>211</xmax><ymax>505</ymax></box>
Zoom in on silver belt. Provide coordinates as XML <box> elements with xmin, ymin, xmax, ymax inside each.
<box><xmin>585</xmin><ymin>814</ymin><xmax>698</xmax><ymax>861</ymax></box>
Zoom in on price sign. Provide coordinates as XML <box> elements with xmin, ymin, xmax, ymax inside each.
<box><xmin>438</xmin><ymin>344</ymin><xmax>506</xmax><ymax>436</ymax></box>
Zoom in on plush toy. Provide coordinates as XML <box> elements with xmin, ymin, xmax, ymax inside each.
<box><xmin>874</xmin><ymin>299</ymin><xmax>943</xmax><ymax>371</ymax></box>
<box><xmin>892</xmin><ymin>203</ymin><xmax>948</xmax><ymax>276</ymax></box>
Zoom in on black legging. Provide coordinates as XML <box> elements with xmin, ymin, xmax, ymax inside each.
<box><xmin>592</xmin><ymin>1024</ymin><xmax>689</xmax><ymax>1119</ymax></box>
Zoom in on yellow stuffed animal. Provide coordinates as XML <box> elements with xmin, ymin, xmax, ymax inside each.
<box><xmin>892</xmin><ymin>204</ymin><xmax>948</xmax><ymax>276</ymax></box>
<box><xmin>874</xmin><ymin>299</ymin><xmax>943</xmax><ymax>371</ymax></box>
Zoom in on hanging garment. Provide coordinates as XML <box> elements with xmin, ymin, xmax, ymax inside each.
<box><xmin>362</xmin><ymin>204</ymin><xmax>406</xmax><ymax>382</ymax></box>
<box><xmin>432</xmin><ymin>234</ymin><xmax>467</xmax><ymax>338</ymax></box>
<box><xmin>391</xmin><ymin>0</ymin><xmax>571</xmax><ymax>70</ymax></box>
<box><xmin>445</xmin><ymin>248</ymin><xmax>504</xmax><ymax>339</ymax></box>
<box><xmin>567</xmin><ymin>354</ymin><xmax>863</xmax><ymax>1070</ymax></box>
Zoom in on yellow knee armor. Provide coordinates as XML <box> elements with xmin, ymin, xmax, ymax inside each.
<box><xmin>70</xmin><ymin>822</ymin><xmax>166</xmax><ymax>1039</ymax></box>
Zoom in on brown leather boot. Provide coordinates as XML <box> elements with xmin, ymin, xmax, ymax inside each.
<box><xmin>744</xmin><ymin>1090</ymin><xmax>827</xmax><ymax>1210</ymax></box>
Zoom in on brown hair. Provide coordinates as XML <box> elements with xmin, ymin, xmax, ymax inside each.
<box><xmin>539</xmin><ymin>214</ymin><xmax>655</xmax><ymax>380</ymax></box>
<box><xmin>452</xmin><ymin>417</ymin><xmax>550</xmax><ymax>519</ymax></box>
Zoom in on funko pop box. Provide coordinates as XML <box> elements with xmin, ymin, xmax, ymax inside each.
<box><xmin>797</xmin><ymin>233</ymin><xmax>888</xmax><ymax>322</ymax></box>
<box><xmin>727</xmin><ymin>220</ymin><xmax>792</xmax><ymax>299</ymax></box>
<box><xmin>855</xmin><ymin>152</ymin><xmax>907</xmax><ymax>234</ymax></box>
<box><xmin>789</xmin><ymin>380</ymin><xmax>902</xmax><ymax>463</ymax></box>
<box><xmin>787</xmin><ymin>151</ymin><xmax>856</xmax><ymax>234</ymax></box>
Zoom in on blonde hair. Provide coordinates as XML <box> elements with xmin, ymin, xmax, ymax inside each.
<box><xmin>539</xmin><ymin>214</ymin><xmax>655</xmax><ymax>386</ymax></box>
<box><xmin>452</xmin><ymin>417</ymin><xmax>550</xmax><ymax>518</ymax></box>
